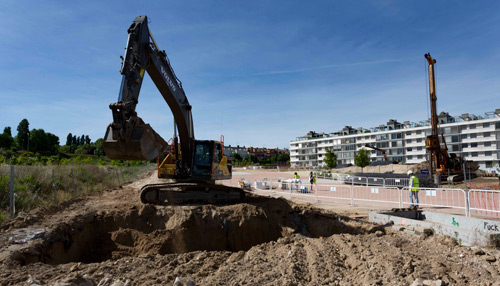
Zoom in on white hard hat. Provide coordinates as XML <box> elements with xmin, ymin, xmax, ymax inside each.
<box><xmin>407</xmin><ymin>170</ymin><xmax>414</xmax><ymax>175</ymax></box>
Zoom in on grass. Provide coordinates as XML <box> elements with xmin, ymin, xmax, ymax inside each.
<box><xmin>0</xmin><ymin>163</ymin><xmax>153</xmax><ymax>219</ymax></box>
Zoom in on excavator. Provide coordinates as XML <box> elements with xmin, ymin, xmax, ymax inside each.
<box><xmin>424</xmin><ymin>53</ymin><xmax>477</xmax><ymax>184</ymax></box>
<box><xmin>364</xmin><ymin>144</ymin><xmax>389</xmax><ymax>161</ymax></box>
<box><xmin>103</xmin><ymin>15</ymin><xmax>245</xmax><ymax>204</ymax></box>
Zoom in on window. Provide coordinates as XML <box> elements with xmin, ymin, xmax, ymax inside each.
<box><xmin>470</xmin><ymin>124</ymin><xmax>476</xmax><ymax>129</ymax></box>
<box><xmin>484</xmin><ymin>132</ymin><xmax>490</xmax><ymax>137</ymax></box>
<box><xmin>407</xmin><ymin>147</ymin><xmax>413</xmax><ymax>152</ymax></box>
<box><xmin>452</xmin><ymin>145</ymin><xmax>459</xmax><ymax>152</ymax></box>
<box><xmin>406</xmin><ymin>131</ymin><xmax>411</xmax><ymax>135</ymax></box>
<box><xmin>485</xmin><ymin>142</ymin><xmax>491</xmax><ymax>147</ymax></box>
<box><xmin>452</xmin><ymin>136</ymin><xmax>459</xmax><ymax>143</ymax></box>
<box><xmin>470</xmin><ymin>134</ymin><xmax>477</xmax><ymax>139</ymax></box>
<box><xmin>485</xmin><ymin>151</ymin><xmax>492</xmax><ymax>156</ymax></box>
<box><xmin>417</xmin><ymin>147</ymin><xmax>423</xmax><ymax>151</ymax></box>
<box><xmin>407</xmin><ymin>155</ymin><xmax>413</xmax><ymax>160</ymax></box>
<box><xmin>462</xmin><ymin>143</ymin><xmax>468</xmax><ymax>148</ymax></box>
<box><xmin>471</xmin><ymin>152</ymin><xmax>478</xmax><ymax>157</ymax></box>
<box><xmin>483</xmin><ymin>123</ymin><xmax>490</xmax><ymax>128</ymax></box>
<box><xmin>407</xmin><ymin>139</ymin><xmax>412</xmax><ymax>143</ymax></box>
<box><xmin>417</xmin><ymin>155</ymin><xmax>423</xmax><ymax>159</ymax></box>
<box><xmin>471</xmin><ymin>143</ymin><xmax>478</xmax><ymax>148</ymax></box>
<box><xmin>391</xmin><ymin>133</ymin><xmax>402</xmax><ymax>139</ymax></box>
<box><xmin>461</xmin><ymin>134</ymin><xmax>467</xmax><ymax>139</ymax></box>
<box><xmin>416</xmin><ymin>130</ymin><xmax>422</xmax><ymax>135</ymax></box>
<box><xmin>417</xmin><ymin>138</ymin><xmax>422</xmax><ymax>143</ymax></box>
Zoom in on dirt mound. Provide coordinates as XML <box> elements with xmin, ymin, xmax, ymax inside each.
<box><xmin>6</xmin><ymin>196</ymin><xmax>362</xmax><ymax>266</ymax></box>
<box><xmin>1</xmin><ymin>172</ymin><xmax>499</xmax><ymax>285</ymax></box>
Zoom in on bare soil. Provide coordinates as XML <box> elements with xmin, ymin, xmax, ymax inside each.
<box><xmin>1</xmin><ymin>171</ymin><xmax>500</xmax><ymax>285</ymax></box>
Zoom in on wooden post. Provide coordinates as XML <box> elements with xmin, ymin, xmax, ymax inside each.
<box><xmin>9</xmin><ymin>166</ymin><xmax>15</xmax><ymax>218</ymax></box>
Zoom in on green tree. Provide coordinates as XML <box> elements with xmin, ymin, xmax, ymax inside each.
<box><xmin>354</xmin><ymin>148</ymin><xmax>371</xmax><ymax>172</ymax></box>
<box><xmin>233</xmin><ymin>153</ymin><xmax>242</xmax><ymax>161</ymax></box>
<box><xmin>66</xmin><ymin>133</ymin><xmax>73</xmax><ymax>146</ymax></box>
<box><xmin>0</xmin><ymin>127</ymin><xmax>14</xmax><ymax>149</ymax></box>
<box><xmin>324</xmin><ymin>148</ymin><xmax>337</xmax><ymax>168</ymax></box>
<box><xmin>85</xmin><ymin>135</ymin><xmax>91</xmax><ymax>145</ymax></box>
<box><xmin>80</xmin><ymin>135</ymin><xmax>85</xmax><ymax>145</ymax></box>
<box><xmin>94</xmin><ymin>138</ymin><xmax>105</xmax><ymax>156</ymax></box>
<box><xmin>27</xmin><ymin>129</ymin><xmax>59</xmax><ymax>154</ymax></box>
<box><xmin>3</xmin><ymin>127</ymin><xmax>11</xmax><ymax>136</ymax></box>
<box><xmin>15</xmin><ymin>119</ymin><xmax>30</xmax><ymax>150</ymax></box>
<box><xmin>277</xmin><ymin>153</ymin><xmax>290</xmax><ymax>163</ymax></box>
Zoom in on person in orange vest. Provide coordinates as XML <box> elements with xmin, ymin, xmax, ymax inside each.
<box><xmin>408</xmin><ymin>170</ymin><xmax>420</xmax><ymax>208</ymax></box>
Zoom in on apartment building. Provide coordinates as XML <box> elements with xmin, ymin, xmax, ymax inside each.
<box><xmin>290</xmin><ymin>109</ymin><xmax>500</xmax><ymax>170</ymax></box>
<box><xmin>224</xmin><ymin>145</ymin><xmax>290</xmax><ymax>161</ymax></box>
<box><xmin>247</xmin><ymin>147</ymin><xmax>290</xmax><ymax>161</ymax></box>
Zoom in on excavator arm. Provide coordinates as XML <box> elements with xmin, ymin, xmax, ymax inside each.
<box><xmin>364</xmin><ymin>144</ymin><xmax>388</xmax><ymax>161</ymax></box>
<box><xmin>104</xmin><ymin>15</ymin><xmax>194</xmax><ymax>170</ymax></box>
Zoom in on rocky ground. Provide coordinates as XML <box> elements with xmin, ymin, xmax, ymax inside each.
<box><xmin>1</xmin><ymin>171</ymin><xmax>500</xmax><ymax>286</ymax></box>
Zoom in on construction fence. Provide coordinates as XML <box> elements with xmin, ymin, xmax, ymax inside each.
<box><xmin>227</xmin><ymin>175</ymin><xmax>500</xmax><ymax>220</ymax></box>
<box><xmin>0</xmin><ymin>164</ymin><xmax>153</xmax><ymax>219</ymax></box>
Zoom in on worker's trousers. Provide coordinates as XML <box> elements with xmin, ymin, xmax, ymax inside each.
<box><xmin>409</xmin><ymin>191</ymin><xmax>419</xmax><ymax>206</ymax></box>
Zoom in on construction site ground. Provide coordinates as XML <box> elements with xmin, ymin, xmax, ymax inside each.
<box><xmin>1</xmin><ymin>169</ymin><xmax>500</xmax><ymax>286</ymax></box>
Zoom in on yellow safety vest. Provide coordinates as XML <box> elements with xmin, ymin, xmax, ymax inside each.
<box><xmin>294</xmin><ymin>174</ymin><xmax>300</xmax><ymax>179</ymax></box>
<box><xmin>409</xmin><ymin>176</ymin><xmax>420</xmax><ymax>192</ymax></box>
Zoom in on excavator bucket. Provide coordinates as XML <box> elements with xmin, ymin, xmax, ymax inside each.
<box><xmin>103</xmin><ymin>122</ymin><xmax>165</xmax><ymax>161</ymax></box>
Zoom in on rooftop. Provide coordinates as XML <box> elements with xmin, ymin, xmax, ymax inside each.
<box><xmin>293</xmin><ymin>109</ymin><xmax>500</xmax><ymax>142</ymax></box>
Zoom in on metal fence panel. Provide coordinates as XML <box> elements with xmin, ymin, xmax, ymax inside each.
<box><xmin>468</xmin><ymin>189</ymin><xmax>500</xmax><ymax>216</ymax></box>
<box><xmin>352</xmin><ymin>186</ymin><xmax>401</xmax><ymax>207</ymax></box>
<box><xmin>401</xmin><ymin>187</ymin><xmax>467</xmax><ymax>215</ymax></box>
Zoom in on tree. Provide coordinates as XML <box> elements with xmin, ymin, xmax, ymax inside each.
<box><xmin>354</xmin><ymin>148</ymin><xmax>371</xmax><ymax>172</ymax></box>
<box><xmin>233</xmin><ymin>153</ymin><xmax>242</xmax><ymax>161</ymax></box>
<box><xmin>66</xmin><ymin>133</ymin><xmax>73</xmax><ymax>146</ymax></box>
<box><xmin>29</xmin><ymin>129</ymin><xmax>60</xmax><ymax>154</ymax></box>
<box><xmin>72</xmin><ymin>135</ymin><xmax>77</xmax><ymax>146</ymax></box>
<box><xmin>94</xmin><ymin>138</ymin><xmax>105</xmax><ymax>156</ymax></box>
<box><xmin>80</xmin><ymin>135</ymin><xmax>85</xmax><ymax>145</ymax></box>
<box><xmin>85</xmin><ymin>135</ymin><xmax>91</xmax><ymax>145</ymax></box>
<box><xmin>324</xmin><ymin>148</ymin><xmax>337</xmax><ymax>168</ymax></box>
<box><xmin>277</xmin><ymin>153</ymin><xmax>290</xmax><ymax>163</ymax></box>
<box><xmin>0</xmin><ymin>132</ymin><xmax>14</xmax><ymax>149</ymax></box>
<box><xmin>15</xmin><ymin>119</ymin><xmax>29</xmax><ymax>150</ymax></box>
<box><xmin>3</xmin><ymin>127</ymin><xmax>11</xmax><ymax>136</ymax></box>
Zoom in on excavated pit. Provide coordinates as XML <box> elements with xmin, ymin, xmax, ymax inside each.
<box><xmin>12</xmin><ymin>197</ymin><xmax>363</xmax><ymax>265</ymax></box>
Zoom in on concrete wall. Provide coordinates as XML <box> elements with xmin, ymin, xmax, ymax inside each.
<box><xmin>370</xmin><ymin>210</ymin><xmax>500</xmax><ymax>247</ymax></box>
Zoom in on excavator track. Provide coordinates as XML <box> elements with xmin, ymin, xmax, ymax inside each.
<box><xmin>140</xmin><ymin>182</ymin><xmax>246</xmax><ymax>205</ymax></box>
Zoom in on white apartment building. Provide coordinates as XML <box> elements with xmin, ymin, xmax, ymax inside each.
<box><xmin>290</xmin><ymin>109</ymin><xmax>500</xmax><ymax>170</ymax></box>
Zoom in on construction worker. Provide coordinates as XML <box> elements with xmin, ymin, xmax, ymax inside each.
<box><xmin>408</xmin><ymin>170</ymin><xmax>420</xmax><ymax>208</ymax></box>
<box><xmin>293</xmin><ymin>172</ymin><xmax>301</xmax><ymax>191</ymax></box>
<box><xmin>309</xmin><ymin>171</ymin><xmax>316</xmax><ymax>191</ymax></box>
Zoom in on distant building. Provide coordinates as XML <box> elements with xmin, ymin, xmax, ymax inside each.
<box><xmin>290</xmin><ymin>109</ymin><xmax>500</xmax><ymax>170</ymax></box>
<box><xmin>247</xmin><ymin>147</ymin><xmax>289</xmax><ymax>161</ymax></box>
<box><xmin>224</xmin><ymin>145</ymin><xmax>249</xmax><ymax>159</ymax></box>
<box><xmin>225</xmin><ymin>145</ymin><xmax>290</xmax><ymax>161</ymax></box>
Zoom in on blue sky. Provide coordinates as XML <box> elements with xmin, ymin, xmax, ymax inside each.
<box><xmin>1</xmin><ymin>1</ymin><xmax>499</xmax><ymax>149</ymax></box>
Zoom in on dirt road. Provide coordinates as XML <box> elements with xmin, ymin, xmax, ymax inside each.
<box><xmin>1</xmin><ymin>171</ymin><xmax>499</xmax><ymax>285</ymax></box>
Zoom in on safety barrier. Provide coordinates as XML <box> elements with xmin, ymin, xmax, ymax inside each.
<box><xmin>401</xmin><ymin>187</ymin><xmax>468</xmax><ymax>216</ymax></box>
<box><xmin>315</xmin><ymin>172</ymin><xmax>409</xmax><ymax>188</ymax></box>
<box><xmin>352</xmin><ymin>186</ymin><xmax>402</xmax><ymax>207</ymax></box>
<box><xmin>468</xmin><ymin>189</ymin><xmax>500</xmax><ymax>217</ymax></box>
<box><xmin>247</xmin><ymin>178</ymin><xmax>500</xmax><ymax>219</ymax></box>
